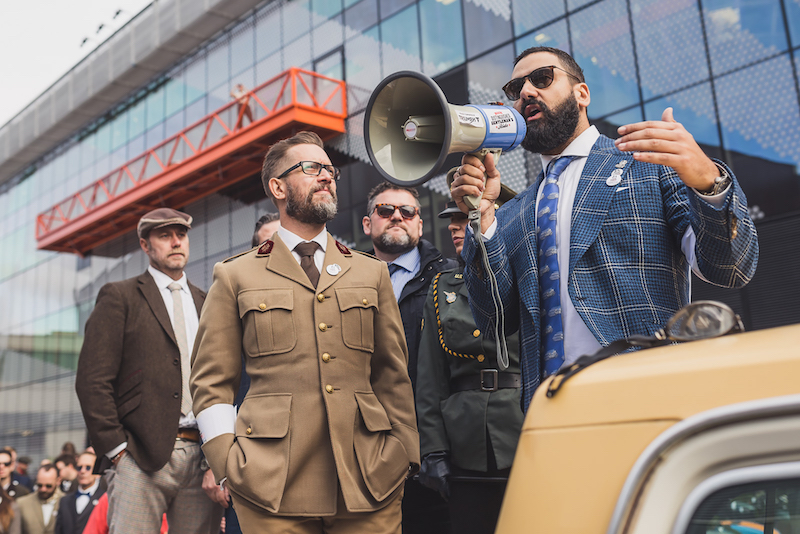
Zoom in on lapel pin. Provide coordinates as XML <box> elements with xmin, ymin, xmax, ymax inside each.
<box><xmin>606</xmin><ymin>175</ymin><xmax>622</xmax><ymax>186</ymax></box>
<box><xmin>326</xmin><ymin>264</ymin><xmax>342</xmax><ymax>276</ymax></box>
<box><xmin>616</xmin><ymin>160</ymin><xmax>627</xmax><ymax>168</ymax></box>
<box><xmin>444</xmin><ymin>290</ymin><xmax>457</xmax><ymax>304</ymax></box>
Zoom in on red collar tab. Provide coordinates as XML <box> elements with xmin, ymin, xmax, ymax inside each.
<box><xmin>257</xmin><ymin>240</ymin><xmax>274</xmax><ymax>256</ymax></box>
<box><xmin>335</xmin><ymin>241</ymin><xmax>351</xmax><ymax>256</ymax></box>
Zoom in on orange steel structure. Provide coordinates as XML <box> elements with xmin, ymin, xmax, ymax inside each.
<box><xmin>36</xmin><ymin>67</ymin><xmax>347</xmax><ymax>255</ymax></box>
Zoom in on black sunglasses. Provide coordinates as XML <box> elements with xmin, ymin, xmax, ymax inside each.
<box><xmin>77</xmin><ymin>465</ymin><xmax>93</xmax><ymax>471</ymax></box>
<box><xmin>372</xmin><ymin>204</ymin><xmax>419</xmax><ymax>220</ymax></box>
<box><xmin>0</xmin><ymin>461</ymin><xmax>11</xmax><ymax>467</ymax></box>
<box><xmin>277</xmin><ymin>161</ymin><xmax>340</xmax><ymax>180</ymax></box>
<box><xmin>502</xmin><ymin>65</ymin><xmax>582</xmax><ymax>100</ymax></box>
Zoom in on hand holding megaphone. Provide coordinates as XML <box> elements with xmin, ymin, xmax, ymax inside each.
<box><xmin>449</xmin><ymin>151</ymin><xmax>502</xmax><ymax>232</ymax></box>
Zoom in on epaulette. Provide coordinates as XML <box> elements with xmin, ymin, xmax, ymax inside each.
<box><xmin>352</xmin><ymin>249</ymin><xmax>379</xmax><ymax>261</ymax></box>
<box><xmin>222</xmin><ymin>246</ymin><xmax>257</xmax><ymax>263</ymax></box>
<box><xmin>256</xmin><ymin>240</ymin><xmax>274</xmax><ymax>256</ymax></box>
<box><xmin>335</xmin><ymin>240</ymin><xmax>352</xmax><ymax>256</ymax></box>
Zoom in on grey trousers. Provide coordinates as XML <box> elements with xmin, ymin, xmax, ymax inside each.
<box><xmin>107</xmin><ymin>440</ymin><xmax>223</xmax><ymax>534</ymax></box>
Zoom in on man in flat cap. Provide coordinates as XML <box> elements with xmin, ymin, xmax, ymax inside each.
<box><xmin>76</xmin><ymin>208</ymin><xmax>225</xmax><ymax>534</ymax></box>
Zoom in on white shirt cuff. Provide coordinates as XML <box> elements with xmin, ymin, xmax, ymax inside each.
<box><xmin>106</xmin><ymin>442</ymin><xmax>127</xmax><ymax>459</ymax></box>
<box><xmin>692</xmin><ymin>184</ymin><xmax>730</xmax><ymax>207</ymax></box>
<box><xmin>481</xmin><ymin>218</ymin><xmax>498</xmax><ymax>240</ymax></box>
<box><xmin>196</xmin><ymin>404</ymin><xmax>236</xmax><ymax>442</ymax></box>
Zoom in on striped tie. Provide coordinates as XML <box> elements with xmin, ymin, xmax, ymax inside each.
<box><xmin>168</xmin><ymin>282</ymin><xmax>193</xmax><ymax>415</ymax></box>
<box><xmin>538</xmin><ymin>156</ymin><xmax>575</xmax><ymax>378</ymax></box>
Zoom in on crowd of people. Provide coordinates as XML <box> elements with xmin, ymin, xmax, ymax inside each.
<box><xmin>2</xmin><ymin>46</ymin><xmax>757</xmax><ymax>534</ymax></box>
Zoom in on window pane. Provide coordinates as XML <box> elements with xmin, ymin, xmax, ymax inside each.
<box><xmin>788</xmin><ymin>0</ymin><xmax>800</xmax><ymax>47</ymax></box>
<box><xmin>632</xmin><ymin>0</ymin><xmax>710</xmax><ymax>99</ymax></box>
<box><xmin>464</xmin><ymin>0</ymin><xmax>512</xmax><ymax>59</ymax></box>
<box><xmin>420</xmin><ymin>0</ymin><xmax>465</xmax><ymax>76</ymax></box>
<box><xmin>146</xmin><ymin>86</ymin><xmax>165</xmax><ymax>129</ymax></box>
<box><xmin>186</xmin><ymin>54</ymin><xmax>207</xmax><ymax>106</ymax></box>
<box><xmin>311</xmin><ymin>0</ymin><xmax>343</xmax><ymax>21</ymax></box>
<box><xmin>704</xmin><ymin>0</ymin><xmax>790</xmax><ymax>75</ymax></box>
<box><xmin>344</xmin><ymin>27</ymin><xmax>381</xmax><ymax>112</ymax></box>
<box><xmin>515</xmin><ymin>19</ymin><xmax>569</xmax><ymax>60</ymax></box>
<box><xmin>284</xmin><ymin>0</ymin><xmax>311</xmax><ymax>44</ymax></box>
<box><xmin>315</xmin><ymin>49</ymin><xmax>344</xmax><ymax>80</ymax></box>
<box><xmin>255</xmin><ymin>6</ymin><xmax>282</xmax><ymax>60</ymax></box>
<box><xmin>231</xmin><ymin>25</ymin><xmax>255</xmax><ymax>77</ymax></box>
<box><xmin>380</xmin><ymin>0</ymin><xmax>414</xmax><ymax>20</ymax></box>
<box><xmin>344</xmin><ymin>0</ymin><xmax>378</xmax><ymax>33</ymax></box>
<box><xmin>110</xmin><ymin>111</ymin><xmax>129</xmax><ymax>151</ymax></box>
<box><xmin>129</xmin><ymin>99</ymin><xmax>146</xmax><ymax>140</ymax></box>
<box><xmin>207</xmin><ymin>41</ymin><xmax>231</xmax><ymax>90</ymax></box>
<box><xmin>513</xmin><ymin>0</ymin><xmax>564</xmax><ymax>36</ymax></box>
<box><xmin>165</xmin><ymin>75</ymin><xmax>185</xmax><ymax>118</ymax></box>
<box><xmin>380</xmin><ymin>5</ymin><xmax>421</xmax><ymax>74</ymax></box>
<box><xmin>467</xmin><ymin>43</ymin><xmax>515</xmax><ymax>100</ymax></box>
<box><xmin>571</xmin><ymin>0</ymin><xmax>641</xmax><ymax>116</ymax></box>
<box><xmin>313</xmin><ymin>15</ymin><xmax>344</xmax><ymax>58</ymax></box>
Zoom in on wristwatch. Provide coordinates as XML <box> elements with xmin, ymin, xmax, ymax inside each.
<box><xmin>698</xmin><ymin>163</ymin><xmax>731</xmax><ymax>196</ymax></box>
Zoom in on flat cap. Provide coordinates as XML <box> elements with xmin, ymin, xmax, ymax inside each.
<box><xmin>137</xmin><ymin>208</ymin><xmax>192</xmax><ymax>239</ymax></box>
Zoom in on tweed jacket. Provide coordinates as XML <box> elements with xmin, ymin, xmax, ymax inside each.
<box><xmin>416</xmin><ymin>268</ymin><xmax>523</xmax><ymax>472</ymax></box>
<box><xmin>76</xmin><ymin>271</ymin><xmax>206</xmax><ymax>472</ymax></box>
<box><xmin>53</xmin><ymin>479</ymin><xmax>106</xmax><ymax>534</ymax></box>
<box><xmin>16</xmin><ymin>492</ymin><xmax>61</xmax><ymax>534</ymax></box>
<box><xmin>190</xmin><ymin>233</ymin><xmax>419</xmax><ymax>516</ymax></box>
<box><xmin>463</xmin><ymin>134</ymin><xmax>759</xmax><ymax>409</ymax></box>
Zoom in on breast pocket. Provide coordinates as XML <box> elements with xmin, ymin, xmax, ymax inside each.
<box><xmin>336</xmin><ymin>287</ymin><xmax>379</xmax><ymax>353</ymax></box>
<box><xmin>238</xmin><ymin>289</ymin><xmax>296</xmax><ymax>356</ymax></box>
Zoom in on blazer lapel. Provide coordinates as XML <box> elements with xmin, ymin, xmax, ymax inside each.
<box><xmin>569</xmin><ymin>139</ymin><xmax>632</xmax><ymax>273</ymax></box>
<box><xmin>138</xmin><ymin>271</ymin><xmax>177</xmax><ymax>346</ymax></box>
<box><xmin>316</xmin><ymin>234</ymin><xmax>351</xmax><ymax>293</ymax></box>
<box><xmin>266</xmin><ymin>235</ymin><xmax>317</xmax><ymax>291</ymax></box>
<box><xmin>188</xmin><ymin>282</ymin><xmax>205</xmax><ymax>316</ymax></box>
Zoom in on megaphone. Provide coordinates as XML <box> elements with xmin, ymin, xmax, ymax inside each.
<box><xmin>364</xmin><ymin>71</ymin><xmax>526</xmax><ymax>210</ymax></box>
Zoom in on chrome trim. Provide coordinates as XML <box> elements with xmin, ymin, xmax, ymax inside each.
<box><xmin>606</xmin><ymin>394</ymin><xmax>800</xmax><ymax>534</ymax></box>
<box><xmin>670</xmin><ymin>461</ymin><xmax>800</xmax><ymax>534</ymax></box>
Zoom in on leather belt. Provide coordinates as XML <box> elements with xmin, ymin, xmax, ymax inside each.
<box><xmin>450</xmin><ymin>370</ymin><xmax>521</xmax><ymax>392</ymax></box>
<box><xmin>176</xmin><ymin>428</ymin><xmax>200</xmax><ymax>442</ymax></box>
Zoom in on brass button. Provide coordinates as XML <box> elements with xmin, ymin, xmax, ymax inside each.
<box><xmin>473</xmin><ymin>329</ymin><xmax>481</xmax><ymax>338</ymax></box>
<box><xmin>258</xmin><ymin>303</ymin><xmax>267</xmax><ymax>311</ymax></box>
<box><xmin>322</xmin><ymin>353</ymin><xmax>331</xmax><ymax>362</ymax></box>
<box><xmin>246</xmin><ymin>426</ymin><xmax>252</xmax><ymax>435</ymax></box>
<box><xmin>319</xmin><ymin>323</ymin><xmax>327</xmax><ymax>332</ymax></box>
<box><xmin>325</xmin><ymin>385</ymin><xmax>334</xmax><ymax>393</ymax></box>
<box><xmin>362</xmin><ymin>298</ymin><xmax>368</xmax><ymax>305</ymax></box>
<box><xmin>317</xmin><ymin>293</ymin><xmax>325</xmax><ymax>302</ymax></box>
<box><xmin>477</xmin><ymin>354</ymin><xmax>485</xmax><ymax>363</ymax></box>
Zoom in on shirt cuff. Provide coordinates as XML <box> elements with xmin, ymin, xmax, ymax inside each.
<box><xmin>196</xmin><ymin>404</ymin><xmax>236</xmax><ymax>442</ymax></box>
<box><xmin>691</xmin><ymin>183</ymin><xmax>730</xmax><ymax>207</ymax></box>
<box><xmin>106</xmin><ymin>442</ymin><xmax>127</xmax><ymax>459</ymax></box>
<box><xmin>482</xmin><ymin>218</ymin><xmax>498</xmax><ymax>240</ymax></box>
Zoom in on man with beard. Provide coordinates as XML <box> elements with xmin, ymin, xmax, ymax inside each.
<box><xmin>450</xmin><ymin>46</ymin><xmax>758</xmax><ymax>410</ymax></box>
<box><xmin>190</xmin><ymin>131</ymin><xmax>419</xmax><ymax>533</ymax></box>
<box><xmin>16</xmin><ymin>465</ymin><xmax>61</xmax><ymax>534</ymax></box>
<box><xmin>362</xmin><ymin>183</ymin><xmax>456</xmax><ymax>534</ymax></box>
<box><xmin>76</xmin><ymin>208</ymin><xmax>225</xmax><ymax>533</ymax></box>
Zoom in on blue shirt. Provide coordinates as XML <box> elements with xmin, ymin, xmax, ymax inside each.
<box><xmin>387</xmin><ymin>246</ymin><xmax>421</xmax><ymax>301</ymax></box>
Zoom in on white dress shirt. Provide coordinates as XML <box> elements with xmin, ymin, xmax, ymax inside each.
<box><xmin>482</xmin><ymin>125</ymin><xmax>730</xmax><ymax>365</ymax></box>
<box><xmin>276</xmin><ymin>225</ymin><xmax>328</xmax><ymax>272</ymax></box>
<box><xmin>75</xmin><ymin>479</ymin><xmax>100</xmax><ymax>514</ymax></box>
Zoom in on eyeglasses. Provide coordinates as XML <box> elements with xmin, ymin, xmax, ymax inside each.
<box><xmin>372</xmin><ymin>204</ymin><xmax>419</xmax><ymax>220</ymax></box>
<box><xmin>77</xmin><ymin>465</ymin><xmax>93</xmax><ymax>471</ymax></box>
<box><xmin>502</xmin><ymin>65</ymin><xmax>582</xmax><ymax>100</ymax></box>
<box><xmin>0</xmin><ymin>461</ymin><xmax>11</xmax><ymax>467</ymax></box>
<box><xmin>277</xmin><ymin>161</ymin><xmax>340</xmax><ymax>180</ymax></box>
<box><xmin>38</xmin><ymin>484</ymin><xmax>55</xmax><ymax>489</ymax></box>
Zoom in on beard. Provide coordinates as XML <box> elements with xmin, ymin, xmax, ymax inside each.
<box><xmin>374</xmin><ymin>226</ymin><xmax>419</xmax><ymax>255</ymax></box>
<box><xmin>520</xmin><ymin>92</ymin><xmax>581</xmax><ymax>154</ymax></box>
<box><xmin>285</xmin><ymin>181</ymin><xmax>338</xmax><ymax>224</ymax></box>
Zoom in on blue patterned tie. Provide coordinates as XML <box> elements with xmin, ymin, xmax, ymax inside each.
<box><xmin>538</xmin><ymin>156</ymin><xmax>575</xmax><ymax>377</ymax></box>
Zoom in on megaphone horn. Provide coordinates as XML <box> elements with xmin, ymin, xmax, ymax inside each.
<box><xmin>364</xmin><ymin>71</ymin><xmax>526</xmax><ymax>210</ymax></box>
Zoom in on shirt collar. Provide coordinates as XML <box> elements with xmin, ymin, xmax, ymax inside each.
<box><xmin>148</xmin><ymin>265</ymin><xmax>188</xmax><ymax>292</ymax></box>
<box><xmin>77</xmin><ymin>480</ymin><xmax>99</xmax><ymax>496</ymax></box>
<box><xmin>389</xmin><ymin>245</ymin><xmax>421</xmax><ymax>275</ymax></box>
<box><xmin>277</xmin><ymin>225</ymin><xmax>328</xmax><ymax>253</ymax></box>
<box><xmin>540</xmin><ymin>125</ymin><xmax>600</xmax><ymax>169</ymax></box>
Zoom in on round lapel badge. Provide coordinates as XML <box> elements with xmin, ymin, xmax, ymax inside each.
<box><xmin>326</xmin><ymin>264</ymin><xmax>342</xmax><ymax>276</ymax></box>
<box><xmin>606</xmin><ymin>175</ymin><xmax>622</xmax><ymax>186</ymax></box>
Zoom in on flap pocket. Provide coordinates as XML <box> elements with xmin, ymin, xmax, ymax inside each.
<box><xmin>355</xmin><ymin>391</ymin><xmax>392</xmax><ymax>432</ymax></box>
<box><xmin>336</xmin><ymin>288</ymin><xmax>379</xmax><ymax>312</ymax></box>
<box><xmin>117</xmin><ymin>369</ymin><xmax>142</xmax><ymax>398</ymax></box>
<box><xmin>237</xmin><ymin>289</ymin><xmax>293</xmax><ymax>319</ymax></box>
<box><xmin>236</xmin><ymin>393</ymin><xmax>292</xmax><ymax>438</ymax></box>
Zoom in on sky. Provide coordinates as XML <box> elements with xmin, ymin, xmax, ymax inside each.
<box><xmin>0</xmin><ymin>0</ymin><xmax>154</xmax><ymax>127</ymax></box>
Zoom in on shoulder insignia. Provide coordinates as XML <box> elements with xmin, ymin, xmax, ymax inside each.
<box><xmin>454</xmin><ymin>273</ymin><xmax>463</xmax><ymax>279</ymax></box>
<box><xmin>444</xmin><ymin>290</ymin><xmax>457</xmax><ymax>304</ymax></box>
<box><xmin>335</xmin><ymin>240</ymin><xmax>351</xmax><ymax>256</ymax></box>
<box><xmin>257</xmin><ymin>240</ymin><xmax>274</xmax><ymax>256</ymax></box>
<box><xmin>222</xmin><ymin>247</ymin><xmax>256</xmax><ymax>263</ymax></box>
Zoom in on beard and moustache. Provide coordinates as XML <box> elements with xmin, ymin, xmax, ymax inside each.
<box><xmin>520</xmin><ymin>91</ymin><xmax>581</xmax><ymax>154</ymax></box>
<box><xmin>374</xmin><ymin>224</ymin><xmax>419</xmax><ymax>255</ymax></box>
<box><xmin>285</xmin><ymin>181</ymin><xmax>338</xmax><ymax>224</ymax></box>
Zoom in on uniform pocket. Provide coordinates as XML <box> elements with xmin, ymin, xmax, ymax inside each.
<box><xmin>227</xmin><ymin>393</ymin><xmax>292</xmax><ymax>513</ymax></box>
<box><xmin>336</xmin><ymin>288</ymin><xmax>379</xmax><ymax>352</ymax></box>
<box><xmin>237</xmin><ymin>289</ymin><xmax>296</xmax><ymax>356</ymax></box>
<box><xmin>352</xmin><ymin>391</ymin><xmax>408</xmax><ymax>501</ymax></box>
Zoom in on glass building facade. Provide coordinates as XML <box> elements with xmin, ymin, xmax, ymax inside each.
<box><xmin>1</xmin><ymin>0</ymin><xmax>799</xmax><ymax>462</ymax></box>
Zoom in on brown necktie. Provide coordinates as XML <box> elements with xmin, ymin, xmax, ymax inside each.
<box><xmin>295</xmin><ymin>242</ymin><xmax>321</xmax><ymax>288</ymax></box>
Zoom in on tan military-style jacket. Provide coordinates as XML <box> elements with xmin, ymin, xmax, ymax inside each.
<box><xmin>190</xmin><ymin>233</ymin><xmax>419</xmax><ymax>516</ymax></box>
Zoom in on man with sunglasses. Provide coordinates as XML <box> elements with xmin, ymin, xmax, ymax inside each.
<box><xmin>54</xmin><ymin>452</ymin><xmax>106</xmax><ymax>534</ymax></box>
<box><xmin>191</xmin><ymin>131</ymin><xmax>418</xmax><ymax>533</ymax></box>
<box><xmin>16</xmin><ymin>465</ymin><xmax>61</xmax><ymax>534</ymax></box>
<box><xmin>450</xmin><ymin>46</ymin><xmax>758</xmax><ymax>411</ymax></box>
<box><xmin>0</xmin><ymin>449</ymin><xmax>30</xmax><ymax>500</ymax></box>
<box><xmin>361</xmin><ymin>183</ymin><xmax>456</xmax><ymax>534</ymax></box>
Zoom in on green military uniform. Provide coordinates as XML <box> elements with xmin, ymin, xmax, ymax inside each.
<box><xmin>416</xmin><ymin>267</ymin><xmax>523</xmax><ymax>472</ymax></box>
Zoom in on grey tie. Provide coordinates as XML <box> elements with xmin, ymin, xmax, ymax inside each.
<box><xmin>168</xmin><ymin>282</ymin><xmax>192</xmax><ymax>415</ymax></box>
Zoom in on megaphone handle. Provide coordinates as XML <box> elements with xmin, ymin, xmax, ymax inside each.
<box><xmin>464</xmin><ymin>148</ymin><xmax>502</xmax><ymax>211</ymax></box>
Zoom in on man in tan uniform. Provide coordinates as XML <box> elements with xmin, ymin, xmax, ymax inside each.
<box><xmin>190</xmin><ymin>131</ymin><xmax>419</xmax><ymax>533</ymax></box>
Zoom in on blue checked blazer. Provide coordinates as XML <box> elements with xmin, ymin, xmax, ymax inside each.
<box><xmin>462</xmin><ymin>134</ymin><xmax>758</xmax><ymax>410</ymax></box>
